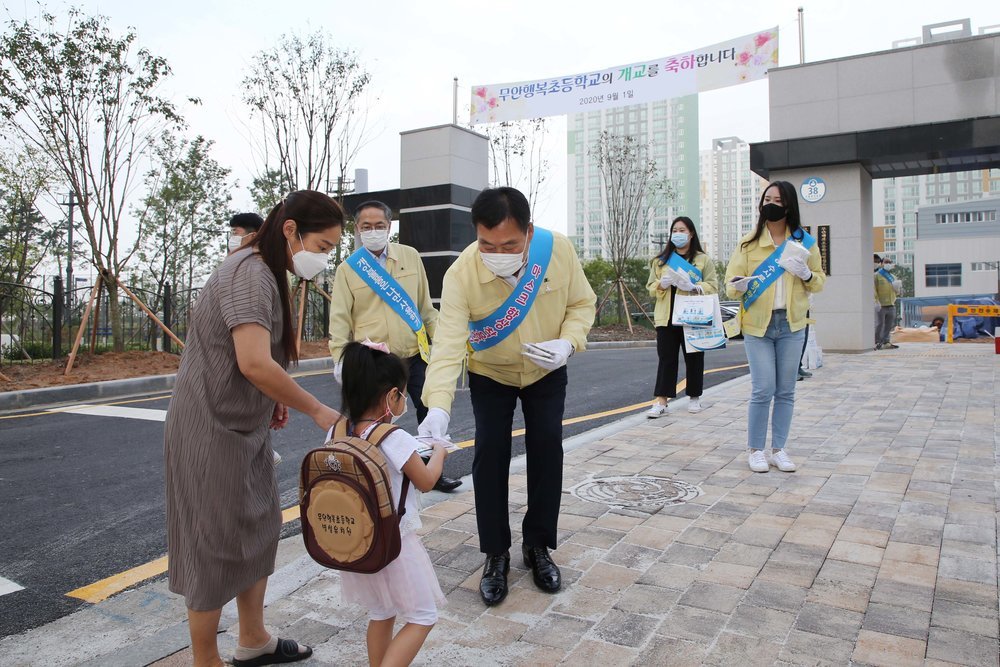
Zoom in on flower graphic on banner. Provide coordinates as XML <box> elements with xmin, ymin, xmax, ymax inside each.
<box><xmin>736</xmin><ymin>29</ymin><xmax>778</xmax><ymax>73</ymax></box>
<box><xmin>471</xmin><ymin>87</ymin><xmax>499</xmax><ymax>123</ymax></box>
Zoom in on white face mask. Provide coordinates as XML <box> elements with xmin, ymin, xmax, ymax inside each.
<box><xmin>228</xmin><ymin>235</ymin><xmax>245</xmax><ymax>253</ymax></box>
<box><xmin>288</xmin><ymin>234</ymin><xmax>328</xmax><ymax>280</ymax></box>
<box><xmin>481</xmin><ymin>250</ymin><xmax>526</xmax><ymax>278</ymax></box>
<box><xmin>360</xmin><ymin>229</ymin><xmax>389</xmax><ymax>254</ymax></box>
<box><xmin>386</xmin><ymin>390</ymin><xmax>407</xmax><ymax>424</ymax></box>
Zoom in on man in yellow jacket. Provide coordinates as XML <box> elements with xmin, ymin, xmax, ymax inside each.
<box><xmin>873</xmin><ymin>254</ymin><xmax>900</xmax><ymax>349</ymax></box>
<box><xmin>418</xmin><ymin>187</ymin><xmax>596</xmax><ymax>607</ymax></box>
<box><xmin>328</xmin><ymin>200</ymin><xmax>461</xmax><ymax>491</ymax></box>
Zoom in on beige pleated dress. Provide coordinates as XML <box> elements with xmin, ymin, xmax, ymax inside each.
<box><xmin>164</xmin><ymin>249</ymin><xmax>286</xmax><ymax>611</ymax></box>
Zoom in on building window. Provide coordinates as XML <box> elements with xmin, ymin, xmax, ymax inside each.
<box><xmin>884</xmin><ymin>241</ymin><xmax>896</xmax><ymax>252</ymax></box>
<box><xmin>971</xmin><ymin>262</ymin><xmax>997</xmax><ymax>271</ymax></box>
<box><xmin>925</xmin><ymin>263</ymin><xmax>962</xmax><ymax>287</ymax></box>
<box><xmin>884</xmin><ymin>227</ymin><xmax>896</xmax><ymax>239</ymax></box>
<box><xmin>935</xmin><ymin>210</ymin><xmax>997</xmax><ymax>224</ymax></box>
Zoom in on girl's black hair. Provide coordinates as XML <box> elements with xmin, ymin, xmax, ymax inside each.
<box><xmin>655</xmin><ymin>216</ymin><xmax>704</xmax><ymax>265</ymax></box>
<box><xmin>339</xmin><ymin>341</ymin><xmax>409</xmax><ymax>422</ymax></box>
<box><xmin>741</xmin><ymin>180</ymin><xmax>804</xmax><ymax>250</ymax></box>
<box><xmin>245</xmin><ymin>190</ymin><xmax>345</xmax><ymax>363</ymax></box>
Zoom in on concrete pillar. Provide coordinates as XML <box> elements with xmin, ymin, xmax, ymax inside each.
<box><xmin>398</xmin><ymin>124</ymin><xmax>488</xmax><ymax>300</ymax></box>
<box><xmin>769</xmin><ymin>163</ymin><xmax>874</xmax><ymax>352</ymax></box>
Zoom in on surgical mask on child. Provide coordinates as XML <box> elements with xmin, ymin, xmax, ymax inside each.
<box><xmin>360</xmin><ymin>229</ymin><xmax>389</xmax><ymax>253</ymax></box>
<box><xmin>288</xmin><ymin>234</ymin><xmax>328</xmax><ymax>280</ymax></box>
<box><xmin>385</xmin><ymin>390</ymin><xmax>407</xmax><ymax>424</ymax></box>
<box><xmin>670</xmin><ymin>232</ymin><xmax>690</xmax><ymax>248</ymax></box>
<box><xmin>481</xmin><ymin>250</ymin><xmax>526</xmax><ymax>278</ymax></box>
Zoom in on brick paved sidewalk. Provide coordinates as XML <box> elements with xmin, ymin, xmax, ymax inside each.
<box><xmin>5</xmin><ymin>344</ymin><xmax>998</xmax><ymax>666</ymax></box>
<box><xmin>240</xmin><ymin>344</ymin><xmax>999</xmax><ymax>666</ymax></box>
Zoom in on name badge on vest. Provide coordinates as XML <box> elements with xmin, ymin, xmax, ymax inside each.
<box><xmin>742</xmin><ymin>230</ymin><xmax>815</xmax><ymax>310</ymax></box>
<box><xmin>346</xmin><ymin>249</ymin><xmax>430</xmax><ymax>362</ymax></box>
<box><xmin>468</xmin><ymin>227</ymin><xmax>554</xmax><ymax>352</ymax></box>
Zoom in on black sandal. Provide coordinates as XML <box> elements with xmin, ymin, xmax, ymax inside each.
<box><xmin>231</xmin><ymin>638</ymin><xmax>313</xmax><ymax>667</ymax></box>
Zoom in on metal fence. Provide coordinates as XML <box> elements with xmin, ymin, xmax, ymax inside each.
<box><xmin>0</xmin><ymin>277</ymin><xmax>333</xmax><ymax>366</ymax></box>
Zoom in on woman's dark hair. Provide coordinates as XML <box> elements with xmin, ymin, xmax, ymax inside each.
<box><xmin>655</xmin><ymin>216</ymin><xmax>704</xmax><ymax>265</ymax></box>
<box><xmin>471</xmin><ymin>186</ymin><xmax>531</xmax><ymax>232</ymax></box>
<box><xmin>246</xmin><ymin>190</ymin><xmax>344</xmax><ymax>363</ymax></box>
<box><xmin>339</xmin><ymin>341</ymin><xmax>409</xmax><ymax>422</ymax></box>
<box><xmin>741</xmin><ymin>180</ymin><xmax>804</xmax><ymax>250</ymax></box>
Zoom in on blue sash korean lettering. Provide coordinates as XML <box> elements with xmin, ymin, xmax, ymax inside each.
<box><xmin>742</xmin><ymin>231</ymin><xmax>816</xmax><ymax>310</ymax></box>
<box><xmin>345</xmin><ymin>249</ymin><xmax>430</xmax><ymax>362</ymax></box>
<box><xmin>468</xmin><ymin>228</ymin><xmax>554</xmax><ymax>352</ymax></box>
<box><xmin>665</xmin><ymin>252</ymin><xmax>703</xmax><ymax>283</ymax></box>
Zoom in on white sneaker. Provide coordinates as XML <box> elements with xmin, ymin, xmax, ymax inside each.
<box><xmin>272</xmin><ymin>450</ymin><xmax>282</xmax><ymax>466</ymax></box>
<box><xmin>646</xmin><ymin>403</ymin><xmax>668</xmax><ymax>419</ymax></box>
<box><xmin>748</xmin><ymin>449</ymin><xmax>769</xmax><ymax>473</ymax></box>
<box><xmin>688</xmin><ymin>398</ymin><xmax>702</xmax><ymax>413</ymax></box>
<box><xmin>766</xmin><ymin>449</ymin><xmax>796</xmax><ymax>472</ymax></box>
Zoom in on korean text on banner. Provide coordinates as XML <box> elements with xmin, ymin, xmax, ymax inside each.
<box><xmin>470</xmin><ymin>28</ymin><xmax>778</xmax><ymax>125</ymax></box>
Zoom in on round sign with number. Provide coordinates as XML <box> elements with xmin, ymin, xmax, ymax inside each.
<box><xmin>800</xmin><ymin>177</ymin><xmax>826</xmax><ymax>203</ymax></box>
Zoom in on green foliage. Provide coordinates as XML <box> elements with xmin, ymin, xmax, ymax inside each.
<box><xmin>892</xmin><ymin>264</ymin><xmax>914</xmax><ymax>297</ymax></box>
<box><xmin>250</xmin><ymin>168</ymin><xmax>286</xmax><ymax>214</ymax></box>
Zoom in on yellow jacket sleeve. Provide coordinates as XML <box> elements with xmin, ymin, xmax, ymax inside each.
<box><xmin>421</xmin><ymin>260</ymin><xmax>472</xmax><ymax>413</ymax></box>
<box><xmin>646</xmin><ymin>260</ymin><xmax>661</xmax><ymax>299</ymax></box>
<box><xmin>327</xmin><ymin>265</ymin><xmax>355</xmax><ymax>363</ymax></box>
<box><xmin>724</xmin><ymin>245</ymin><xmax>750</xmax><ymax>300</ymax></box>
<box><xmin>695</xmin><ymin>254</ymin><xmax>719</xmax><ymax>296</ymax></box>
<box><xmin>803</xmin><ymin>244</ymin><xmax>826</xmax><ymax>293</ymax></box>
<box><xmin>558</xmin><ymin>246</ymin><xmax>596</xmax><ymax>352</ymax></box>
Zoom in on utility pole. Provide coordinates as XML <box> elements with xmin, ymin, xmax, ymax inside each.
<box><xmin>453</xmin><ymin>77</ymin><xmax>459</xmax><ymax>125</ymax></box>
<box><xmin>798</xmin><ymin>7</ymin><xmax>805</xmax><ymax>64</ymax></box>
<box><xmin>59</xmin><ymin>190</ymin><xmax>78</xmax><ymax>310</ymax></box>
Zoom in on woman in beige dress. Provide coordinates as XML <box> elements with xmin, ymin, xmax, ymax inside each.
<box><xmin>165</xmin><ymin>190</ymin><xmax>343</xmax><ymax>667</ymax></box>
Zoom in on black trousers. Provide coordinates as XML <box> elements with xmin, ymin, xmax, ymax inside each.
<box><xmin>468</xmin><ymin>367</ymin><xmax>567</xmax><ymax>554</ymax></box>
<box><xmin>653</xmin><ymin>325</ymin><xmax>705</xmax><ymax>398</ymax></box>
<box><xmin>406</xmin><ymin>355</ymin><xmax>428</xmax><ymax>424</ymax></box>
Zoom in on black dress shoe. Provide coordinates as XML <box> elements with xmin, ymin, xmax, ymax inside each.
<box><xmin>522</xmin><ymin>545</ymin><xmax>561</xmax><ymax>593</ymax></box>
<box><xmin>433</xmin><ymin>474</ymin><xmax>462</xmax><ymax>492</ymax></box>
<box><xmin>479</xmin><ymin>551</ymin><xmax>510</xmax><ymax>606</ymax></box>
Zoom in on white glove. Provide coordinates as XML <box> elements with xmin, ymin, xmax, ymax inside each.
<box><xmin>729</xmin><ymin>276</ymin><xmax>752</xmax><ymax>294</ymax></box>
<box><xmin>659</xmin><ymin>273</ymin><xmax>675</xmax><ymax>289</ymax></box>
<box><xmin>778</xmin><ymin>256</ymin><xmax>812</xmax><ymax>281</ymax></box>
<box><xmin>674</xmin><ymin>273</ymin><xmax>696</xmax><ymax>292</ymax></box>
<box><xmin>522</xmin><ymin>338</ymin><xmax>573</xmax><ymax>371</ymax></box>
<box><xmin>333</xmin><ymin>361</ymin><xmax>343</xmax><ymax>384</ymax></box>
<box><xmin>418</xmin><ymin>407</ymin><xmax>450</xmax><ymax>439</ymax></box>
<box><xmin>892</xmin><ymin>279</ymin><xmax>903</xmax><ymax>295</ymax></box>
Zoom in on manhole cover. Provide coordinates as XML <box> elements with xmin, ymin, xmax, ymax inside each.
<box><xmin>569</xmin><ymin>475</ymin><xmax>702</xmax><ymax>509</ymax></box>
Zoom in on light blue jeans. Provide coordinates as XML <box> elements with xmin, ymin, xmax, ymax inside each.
<box><xmin>743</xmin><ymin>310</ymin><xmax>805</xmax><ymax>451</ymax></box>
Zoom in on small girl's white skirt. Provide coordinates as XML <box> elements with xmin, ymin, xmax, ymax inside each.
<box><xmin>340</xmin><ymin>532</ymin><xmax>446</xmax><ymax>626</ymax></box>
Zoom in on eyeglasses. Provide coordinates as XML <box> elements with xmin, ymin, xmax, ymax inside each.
<box><xmin>358</xmin><ymin>223</ymin><xmax>389</xmax><ymax>232</ymax></box>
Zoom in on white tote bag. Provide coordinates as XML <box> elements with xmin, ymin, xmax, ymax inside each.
<box><xmin>674</xmin><ymin>294</ymin><xmax>726</xmax><ymax>352</ymax></box>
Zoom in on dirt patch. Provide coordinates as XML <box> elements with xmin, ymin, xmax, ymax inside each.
<box><xmin>588</xmin><ymin>324</ymin><xmax>656</xmax><ymax>342</ymax></box>
<box><xmin>0</xmin><ymin>339</ymin><xmax>334</xmax><ymax>392</ymax></box>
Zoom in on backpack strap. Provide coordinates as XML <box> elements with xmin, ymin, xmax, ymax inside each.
<box><xmin>331</xmin><ymin>418</ymin><xmax>351</xmax><ymax>441</ymax></box>
<box><xmin>363</xmin><ymin>423</ymin><xmax>412</xmax><ymax>519</ymax></box>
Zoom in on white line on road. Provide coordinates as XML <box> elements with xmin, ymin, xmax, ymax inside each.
<box><xmin>47</xmin><ymin>405</ymin><xmax>167</xmax><ymax>422</ymax></box>
<box><xmin>0</xmin><ymin>576</ymin><xmax>25</xmax><ymax>596</ymax></box>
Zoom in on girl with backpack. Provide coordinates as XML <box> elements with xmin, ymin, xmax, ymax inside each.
<box><xmin>336</xmin><ymin>339</ymin><xmax>448</xmax><ymax>666</ymax></box>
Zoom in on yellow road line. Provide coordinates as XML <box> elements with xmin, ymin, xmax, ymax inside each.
<box><xmin>64</xmin><ymin>361</ymin><xmax>748</xmax><ymax>603</ymax></box>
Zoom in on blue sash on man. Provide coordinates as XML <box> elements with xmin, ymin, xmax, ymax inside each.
<box><xmin>742</xmin><ymin>231</ymin><xmax>816</xmax><ymax>309</ymax></box>
<box><xmin>665</xmin><ymin>252</ymin><xmax>702</xmax><ymax>283</ymax></box>
<box><xmin>345</xmin><ymin>248</ymin><xmax>431</xmax><ymax>361</ymax></box>
<box><xmin>468</xmin><ymin>227</ymin><xmax>554</xmax><ymax>352</ymax></box>
<box><xmin>877</xmin><ymin>267</ymin><xmax>894</xmax><ymax>284</ymax></box>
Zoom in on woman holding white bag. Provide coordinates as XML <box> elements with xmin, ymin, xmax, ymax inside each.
<box><xmin>725</xmin><ymin>181</ymin><xmax>825</xmax><ymax>474</ymax></box>
<box><xmin>645</xmin><ymin>216</ymin><xmax>718</xmax><ymax>418</ymax></box>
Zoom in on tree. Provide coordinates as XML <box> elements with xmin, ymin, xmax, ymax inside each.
<box><xmin>589</xmin><ymin>131</ymin><xmax>673</xmax><ymax>325</ymax></box>
<box><xmin>136</xmin><ymin>132</ymin><xmax>233</xmax><ymax>326</ymax></box>
<box><xmin>0</xmin><ymin>8</ymin><xmax>183</xmax><ymax>351</ymax></box>
<box><xmin>249</xmin><ymin>167</ymin><xmax>286</xmax><ymax>215</ymax></box>
<box><xmin>893</xmin><ymin>264</ymin><xmax>914</xmax><ymax>298</ymax></box>
<box><xmin>242</xmin><ymin>30</ymin><xmax>373</xmax><ymax>196</ymax></box>
<box><xmin>0</xmin><ymin>143</ymin><xmax>57</xmax><ymax>288</ymax></box>
<box><xmin>485</xmin><ymin>118</ymin><xmax>551</xmax><ymax>215</ymax></box>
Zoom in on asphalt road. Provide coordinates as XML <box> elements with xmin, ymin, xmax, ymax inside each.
<box><xmin>0</xmin><ymin>343</ymin><xmax>749</xmax><ymax>638</ymax></box>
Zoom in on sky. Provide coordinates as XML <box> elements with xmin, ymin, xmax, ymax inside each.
<box><xmin>6</xmin><ymin>0</ymin><xmax>1000</xmax><ymax>243</ymax></box>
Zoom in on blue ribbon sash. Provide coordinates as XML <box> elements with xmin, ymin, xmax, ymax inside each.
<box><xmin>877</xmin><ymin>268</ymin><xmax>894</xmax><ymax>284</ymax></box>
<box><xmin>665</xmin><ymin>252</ymin><xmax>702</xmax><ymax>283</ymax></box>
<box><xmin>742</xmin><ymin>231</ymin><xmax>815</xmax><ymax>309</ymax></box>
<box><xmin>468</xmin><ymin>227</ymin><xmax>554</xmax><ymax>352</ymax></box>
<box><xmin>346</xmin><ymin>248</ymin><xmax>430</xmax><ymax>361</ymax></box>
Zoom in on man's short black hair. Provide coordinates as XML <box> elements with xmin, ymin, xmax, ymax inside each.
<box><xmin>230</xmin><ymin>212</ymin><xmax>264</xmax><ymax>231</ymax></box>
<box><xmin>873</xmin><ymin>254</ymin><xmax>882</xmax><ymax>263</ymax></box>
<box><xmin>471</xmin><ymin>187</ymin><xmax>531</xmax><ymax>233</ymax></box>
<box><xmin>353</xmin><ymin>200</ymin><xmax>393</xmax><ymax>223</ymax></box>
